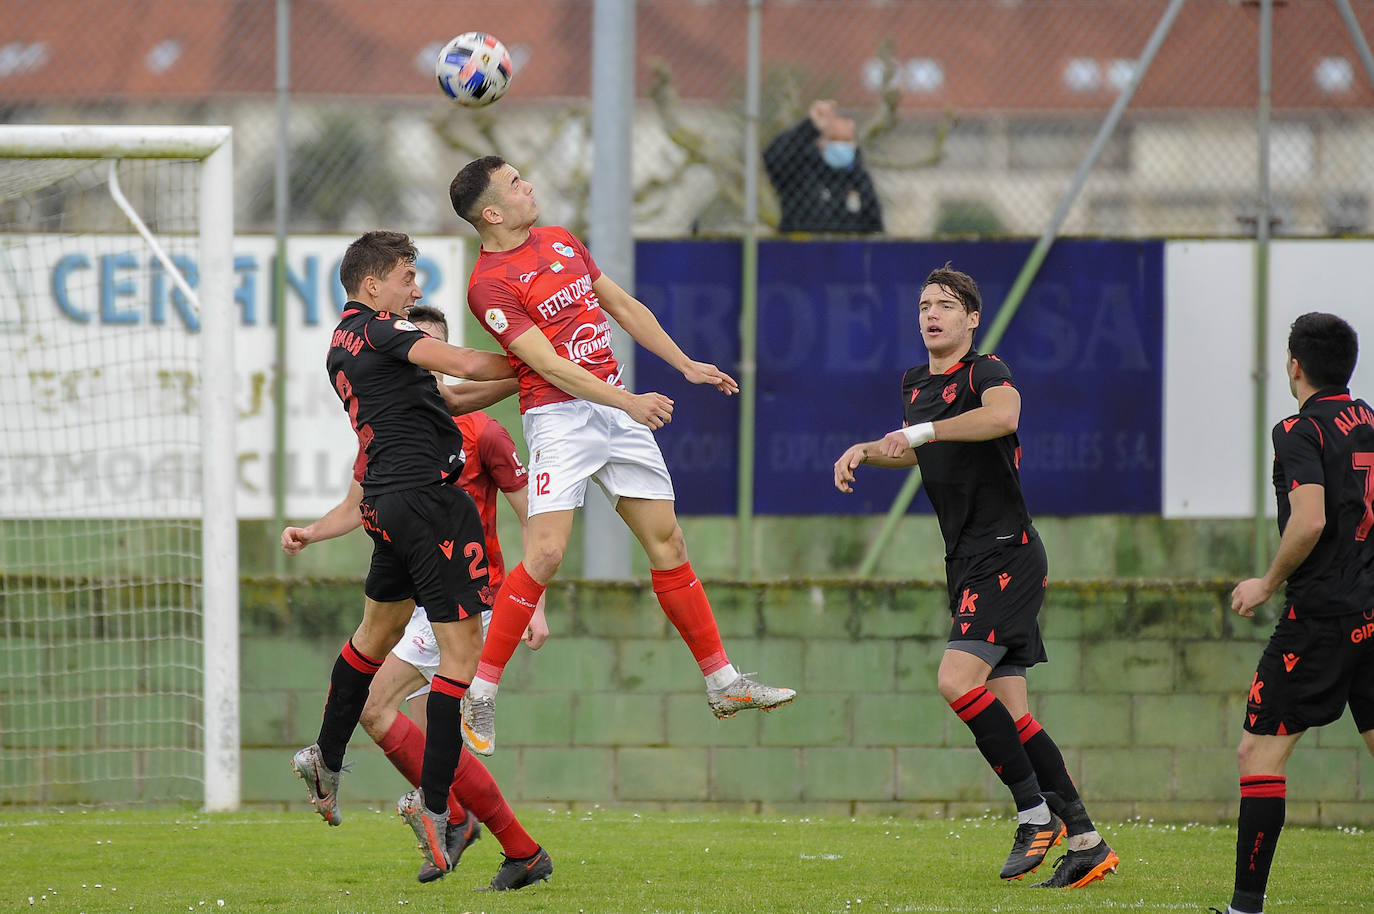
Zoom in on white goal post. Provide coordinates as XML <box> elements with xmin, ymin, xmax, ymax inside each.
<box><xmin>0</xmin><ymin>125</ymin><xmax>238</xmax><ymax>810</ymax></box>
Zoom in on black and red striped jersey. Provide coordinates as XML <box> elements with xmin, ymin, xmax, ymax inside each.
<box><xmin>1271</xmin><ymin>386</ymin><xmax>1374</xmax><ymax>616</ymax></box>
<box><xmin>902</xmin><ymin>350</ymin><xmax>1036</xmax><ymax>558</ymax></box>
<box><xmin>328</xmin><ymin>304</ymin><xmax>463</xmax><ymax>496</ymax></box>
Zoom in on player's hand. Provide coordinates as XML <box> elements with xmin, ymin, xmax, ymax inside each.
<box><xmin>522</xmin><ymin>599</ymin><xmax>550</xmax><ymax>651</ymax></box>
<box><xmin>281</xmin><ymin>526</ymin><xmax>311</xmax><ymax>556</ymax></box>
<box><xmin>809</xmin><ymin>99</ymin><xmax>837</xmax><ymax>130</ymax></box>
<box><xmin>878</xmin><ymin>430</ymin><xmax>916</xmax><ymax>459</ymax></box>
<box><xmin>627</xmin><ymin>392</ymin><xmax>674</xmax><ymax>430</ymax></box>
<box><xmin>1230</xmin><ymin>577</ymin><xmax>1271</xmax><ymax>617</ymax></box>
<box><xmin>833</xmin><ymin>445</ymin><xmax>867</xmax><ymax>493</ymax></box>
<box><xmin>681</xmin><ymin>360</ymin><xmax>739</xmax><ymax>395</ymax></box>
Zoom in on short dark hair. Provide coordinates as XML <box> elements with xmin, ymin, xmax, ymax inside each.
<box><xmin>1289</xmin><ymin>312</ymin><xmax>1358</xmax><ymax>388</ymax></box>
<box><xmin>405</xmin><ymin>303</ymin><xmax>448</xmax><ymax>340</ymax></box>
<box><xmin>922</xmin><ymin>263</ymin><xmax>981</xmax><ymax>313</ymax></box>
<box><xmin>449</xmin><ymin>155</ymin><xmax>507</xmax><ymax>226</ymax></box>
<box><xmin>339</xmin><ymin>231</ymin><xmax>416</xmax><ymax>297</ymax></box>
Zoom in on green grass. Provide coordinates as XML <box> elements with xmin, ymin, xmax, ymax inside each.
<box><xmin>1</xmin><ymin>807</ymin><xmax>1368</xmax><ymax>913</ymax></box>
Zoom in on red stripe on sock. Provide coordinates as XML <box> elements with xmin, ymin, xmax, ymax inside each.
<box><xmin>431</xmin><ymin>674</ymin><xmax>470</xmax><ymax>699</ymax></box>
<box><xmin>951</xmin><ymin>686</ymin><xmax>996</xmax><ymax>721</ymax></box>
<box><xmin>653</xmin><ymin>561</ymin><xmax>730</xmax><ymax>676</ymax></box>
<box><xmin>1015</xmin><ymin>713</ymin><xmax>1043</xmax><ymax>744</ymax></box>
<box><xmin>341</xmin><ymin>639</ymin><xmax>383</xmax><ymax>674</ymax></box>
<box><xmin>1240</xmin><ymin>775</ymin><xmax>1287</xmax><ymax>798</ymax></box>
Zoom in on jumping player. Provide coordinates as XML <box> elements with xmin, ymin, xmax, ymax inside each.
<box><xmin>832</xmin><ymin>264</ymin><xmax>1117</xmax><ymax>887</ymax></box>
<box><xmin>448</xmin><ymin>155</ymin><xmax>795</xmax><ymax>757</ymax></box>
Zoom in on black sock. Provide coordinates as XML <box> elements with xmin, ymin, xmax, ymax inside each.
<box><xmin>421</xmin><ymin>676</ymin><xmax>469</xmax><ymax>817</ymax></box>
<box><xmin>1017</xmin><ymin>714</ymin><xmax>1095</xmax><ymax>834</ymax></box>
<box><xmin>951</xmin><ymin>686</ymin><xmax>1042</xmax><ymax>811</ymax></box>
<box><xmin>1232</xmin><ymin>775</ymin><xmax>1285</xmax><ymax>913</ymax></box>
<box><xmin>315</xmin><ymin>639</ymin><xmax>381</xmax><ymax>771</ymax></box>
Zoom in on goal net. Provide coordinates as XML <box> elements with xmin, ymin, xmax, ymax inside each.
<box><xmin>0</xmin><ymin>127</ymin><xmax>238</xmax><ymax>809</ymax></box>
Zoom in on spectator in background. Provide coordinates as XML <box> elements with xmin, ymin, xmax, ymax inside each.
<box><xmin>763</xmin><ymin>99</ymin><xmax>884</xmax><ymax>234</ymax></box>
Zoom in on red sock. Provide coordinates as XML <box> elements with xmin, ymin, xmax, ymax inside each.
<box><xmin>652</xmin><ymin>562</ymin><xmax>729</xmax><ymax>676</ymax></box>
<box><xmin>475</xmin><ymin>563</ymin><xmax>546</xmax><ymax>685</ymax></box>
<box><xmin>451</xmin><ymin>749</ymin><xmax>538</xmax><ymax>858</ymax></box>
<box><xmin>378</xmin><ymin>711</ymin><xmax>470</xmax><ymax>820</ymax></box>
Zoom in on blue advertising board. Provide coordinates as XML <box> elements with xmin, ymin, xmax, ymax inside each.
<box><xmin>635</xmin><ymin>239</ymin><xmax>1163</xmax><ymax>516</ymax></box>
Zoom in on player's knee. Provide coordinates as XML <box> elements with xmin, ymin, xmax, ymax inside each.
<box><xmin>358</xmin><ymin>700</ymin><xmax>389</xmax><ymax>742</ymax></box>
<box><xmin>936</xmin><ymin>667</ymin><xmax>975</xmax><ymax>704</ymax></box>
<box><xmin>644</xmin><ymin>523</ymin><xmax>688</xmax><ymax>567</ymax></box>
<box><xmin>524</xmin><ymin>540</ymin><xmax>566</xmax><ymax>580</ymax></box>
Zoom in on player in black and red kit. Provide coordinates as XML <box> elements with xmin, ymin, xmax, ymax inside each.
<box><xmin>1216</xmin><ymin>313</ymin><xmax>1374</xmax><ymax>914</ymax></box>
<box><xmin>289</xmin><ymin>231</ymin><xmax>552</xmax><ymax>890</ymax></box>
<box><xmin>446</xmin><ymin>155</ymin><xmax>794</xmax><ymax>759</ymax></box>
<box><xmin>833</xmin><ymin>265</ymin><xmax>1116</xmax><ymax>888</ymax></box>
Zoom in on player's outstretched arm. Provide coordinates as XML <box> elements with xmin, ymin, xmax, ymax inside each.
<box><xmin>438</xmin><ymin>378</ymin><xmax>519</xmax><ymax>415</ymax></box>
<box><xmin>506</xmin><ymin>326</ymin><xmax>675</xmax><ymax>429</ymax></box>
<box><xmin>592</xmin><ymin>275</ymin><xmax>738</xmax><ymax>395</ymax></box>
<box><xmin>833</xmin><ymin>440</ymin><xmax>919</xmax><ymax>493</ymax></box>
<box><xmin>281</xmin><ymin>481</ymin><xmax>365</xmax><ymax>554</ymax></box>
<box><xmin>408</xmin><ymin>337</ymin><xmax>516</xmax><ymax>382</ymax></box>
<box><xmin>1231</xmin><ymin>483</ymin><xmax>1325</xmax><ymax>617</ymax></box>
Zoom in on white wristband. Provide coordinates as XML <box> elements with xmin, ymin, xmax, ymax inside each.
<box><xmin>897</xmin><ymin>421</ymin><xmax>936</xmax><ymax>448</ymax></box>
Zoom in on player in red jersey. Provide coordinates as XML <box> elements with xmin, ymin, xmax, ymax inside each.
<box><xmin>447</xmin><ymin>155</ymin><xmax>795</xmax><ymax>757</ymax></box>
<box><xmin>1215</xmin><ymin>313</ymin><xmax>1374</xmax><ymax>914</ymax></box>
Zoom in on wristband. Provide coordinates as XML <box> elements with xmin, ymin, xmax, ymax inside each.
<box><xmin>897</xmin><ymin>421</ymin><xmax>936</xmax><ymax>448</ymax></box>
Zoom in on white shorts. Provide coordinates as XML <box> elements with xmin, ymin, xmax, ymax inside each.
<box><xmin>522</xmin><ymin>398</ymin><xmax>675</xmax><ymax>516</ymax></box>
<box><xmin>392</xmin><ymin>605</ymin><xmax>491</xmax><ymax>701</ymax></box>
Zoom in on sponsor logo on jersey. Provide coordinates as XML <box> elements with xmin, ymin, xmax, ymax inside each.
<box><xmin>550</xmin><ymin>261</ymin><xmax>564</xmax><ymax>273</ymax></box>
<box><xmin>393</xmin><ymin>319</ymin><xmax>419</xmax><ymax>332</ymax></box>
<box><xmin>563</xmin><ymin>320</ymin><xmax>613</xmax><ymax>364</ymax></box>
<box><xmin>536</xmin><ymin>274</ymin><xmax>593</xmax><ymax>320</ymax></box>
<box><xmin>552</xmin><ymin>242</ymin><xmax>575</xmax><ymax>257</ymax></box>
<box><xmin>485</xmin><ymin>308</ymin><xmax>509</xmax><ymax>332</ymax></box>
<box><xmin>519</xmin><ymin>270</ymin><xmax>539</xmax><ymax>283</ymax></box>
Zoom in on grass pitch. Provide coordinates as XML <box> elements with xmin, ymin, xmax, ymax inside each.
<box><xmin>1</xmin><ymin>807</ymin><xmax>1368</xmax><ymax>913</ymax></box>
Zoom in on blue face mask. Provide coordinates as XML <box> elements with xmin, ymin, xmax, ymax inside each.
<box><xmin>822</xmin><ymin>141</ymin><xmax>857</xmax><ymax>171</ymax></box>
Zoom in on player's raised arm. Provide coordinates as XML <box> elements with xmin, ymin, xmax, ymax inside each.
<box><xmin>505</xmin><ymin>326</ymin><xmax>675</xmax><ymax>430</ymax></box>
<box><xmin>591</xmin><ymin>274</ymin><xmax>738</xmax><ymax>395</ymax></box>
<box><xmin>408</xmin><ymin>336</ymin><xmax>515</xmax><ymax>382</ymax></box>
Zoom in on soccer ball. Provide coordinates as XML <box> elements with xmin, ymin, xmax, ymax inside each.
<box><xmin>435</xmin><ymin>32</ymin><xmax>514</xmax><ymax>107</ymax></box>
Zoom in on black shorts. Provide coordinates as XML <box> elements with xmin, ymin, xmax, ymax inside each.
<box><xmin>359</xmin><ymin>482</ymin><xmax>493</xmax><ymax>623</ymax></box>
<box><xmin>945</xmin><ymin>538</ymin><xmax>1049</xmax><ymax>673</ymax></box>
<box><xmin>1243</xmin><ymin>608</ymin><xmax>1374</xmax><ymax>735</ymax></box>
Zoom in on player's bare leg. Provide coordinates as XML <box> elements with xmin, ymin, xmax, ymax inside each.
<box><xmin>461</xmin><ymin>510</ymin><xmax>572</xmax><ymax>755</ymax></box>
<box><xmin>294</xmin><ymin>597</ymin><xmax>413</xmax><ymax>825</ymax></box>
<box><xmin>617</xmin><ymin>496</ymin><xmax>795</xmax><ymax>717</ymax></box>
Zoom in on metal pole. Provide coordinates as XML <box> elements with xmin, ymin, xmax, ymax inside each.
<box><xmin>271</xmin><ymin>0</ymin><xmax>290</xmax><ymax>575</ymax></box>
<box><xmin>584</xmin><ymin>0</ymin><xmax>635</xmax><ymax>579</ymax></box>
<box><xmin>857</xmin><ymin>0</ymin><xmax>1188</xmax><ymax>576</ymax></box>
<box><xmin>736</xmin><ymin>0</ymin><xmax>762</xmax><ymax>578</ymax></box>
<box><xmin>1332</xmin><ymin>0</ymin><xmax>1374</xmax><ymax>88</ymax></box>
<box><xmin>1252</xmin><ymin>0</ymin><xmax>1273</xmax><ymax>575</ymax></box>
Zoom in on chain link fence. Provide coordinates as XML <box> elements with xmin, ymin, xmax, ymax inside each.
<box><xmin>3</xmin><ymin>0</ymin><xmax>1374</xmax><ymax>239</ymax></box>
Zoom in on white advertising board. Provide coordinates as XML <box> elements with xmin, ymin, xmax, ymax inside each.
<box><xmin>1164</xmin><ymin>240</ymin><xmax>1374</xmax><ymax>517</ymax></box>
<box><xmin>0</xmin><ymin>234</ymin><xmax>469</xmax><ymax>519</ymax></box>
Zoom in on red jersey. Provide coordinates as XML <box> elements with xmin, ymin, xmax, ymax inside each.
<box><xmin>453</xmin><ymin>411</ymin><xmax>527</xmax><ymax>591</ymax></box>
<box><xmin>351</xmin><ymin>410</ymin><xmax>526</xmax><ymax>590</ymax></box>
<box><xmin>467</xmin><ymin>226</ymin><xmax>622</xmax><ymax>413</ymax></box>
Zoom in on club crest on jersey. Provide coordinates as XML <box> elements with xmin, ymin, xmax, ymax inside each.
<box><xmin>485</xmin><ymin>308</ymin><xmax>509</xmax><ymax>332</ymax></box>
<box><xmin>552</xmin><ymin>242</ymin><xmax>575</xmax><ymax>257</ymax></box>
<box><xmin>393</xmin><ymin>319</ymin><xmax>419</xmax><ymax>332</ymax></box>
<box><xmin>550</xmin><ymin>261</ymin><xmax>564</xmax><ymax>273</ymax></box>
<box><xmin>942</xmin><ymin>382</ymin><xmax>958</xmax><ymax>404</ymax></box>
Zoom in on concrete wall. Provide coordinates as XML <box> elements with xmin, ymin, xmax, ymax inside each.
<box><xmin>241</xmin><ymin>577</ymin><xmax>1373</xmax><ymax>826</ymax></box>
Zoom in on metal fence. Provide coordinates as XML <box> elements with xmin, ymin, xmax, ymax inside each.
<box><xmin>5</xmin><ymin>0</ymin><xmax>1374</xmax><ymax>241</ymax></box>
